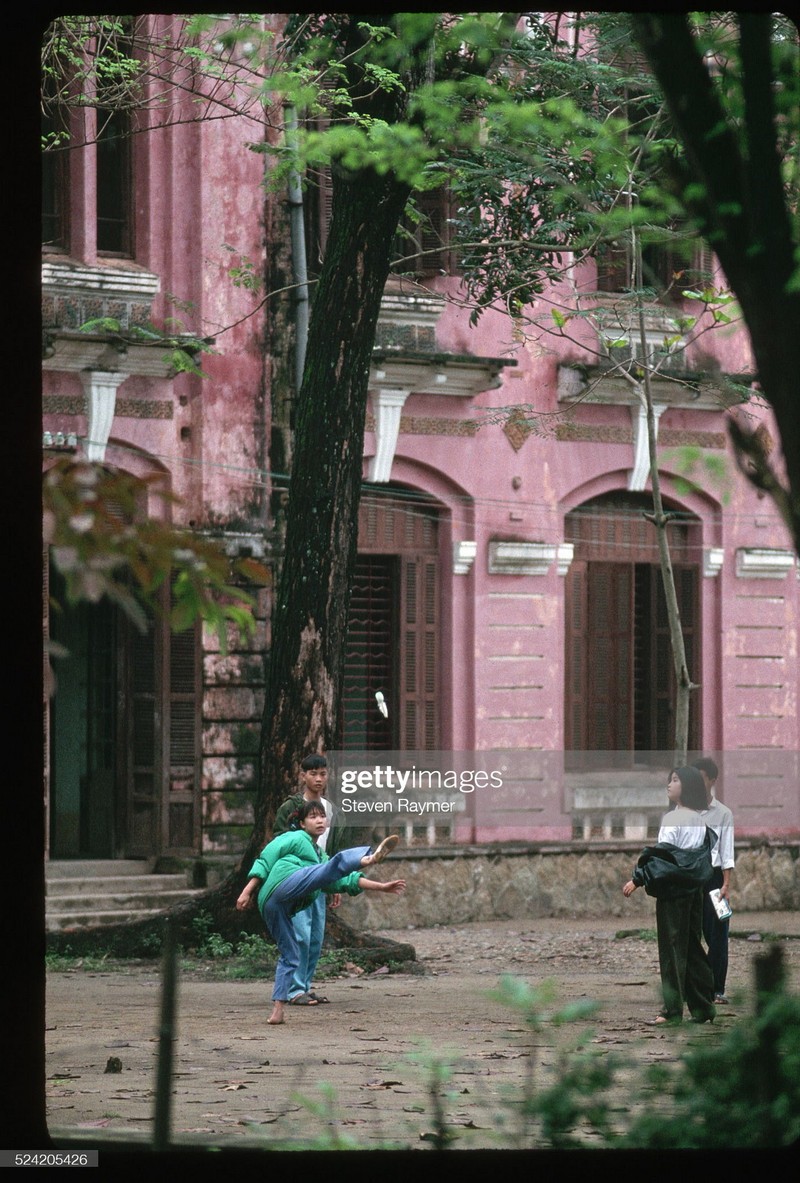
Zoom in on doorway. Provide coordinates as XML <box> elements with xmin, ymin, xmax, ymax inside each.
<box><xmin>564</xmin><ymin>492</ymin><xmax>702</xmax><ymax>761</ymax></box>
<box><xmin>343</xmin><ymin>488</ymin><xmax>440</xmax><ymax>751</ymax></box>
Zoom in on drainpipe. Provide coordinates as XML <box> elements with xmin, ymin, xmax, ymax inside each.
<box><xmin>285</xmin><ymin>106</ymin><xmax>310</xmax><ymax>391</ymax></box>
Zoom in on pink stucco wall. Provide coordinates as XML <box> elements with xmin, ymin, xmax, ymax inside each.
<box><xmin>363</xmin><ymin>272</ymin><xmax>799</xmax><ymax>840</ymax></box>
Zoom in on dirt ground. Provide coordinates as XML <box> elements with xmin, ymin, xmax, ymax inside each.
<box><xmin>46</xmin><ymin>912</ymin><xmax>800</xmax><ymax>1152</ymax></box>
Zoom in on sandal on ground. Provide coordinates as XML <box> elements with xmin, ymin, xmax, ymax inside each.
<box><xmin>714</xmin><ymin>994</ymin><xmax>729</xmax><ymax>1004</ymax></box>
<box><xmin>369</xmin><ymin>834</ymin><xmax>399</xmax><ymax>865</ymax></box>
<box><xmin>288</xmin><ymin>993</ymin><xmax>319</xmax><ymax>1006</ymax></box>
<box><xmin>308</xmin><ymin>992</ymin><xmax>330</xmax><ymax>1003</ymax></box>
<box><xmin>653</xmin><ymin>1014</ymin><xmax>682</xmax><ymax>1025</ymax></box>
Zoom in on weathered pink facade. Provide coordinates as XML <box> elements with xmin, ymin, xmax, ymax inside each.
<box><xmin>42</xmin><ymin>16</ymin><xmax>275</xmax><ymax>863</ymax></box>
<box><xmin>360</xmin><ymin>269</ymin><xmax>799</xmax><ymax>842</ymax></box>
<box><xmin>42</xmin><ymin>16</ymin><xmax>798</xmax><ymax>867</ymax></box>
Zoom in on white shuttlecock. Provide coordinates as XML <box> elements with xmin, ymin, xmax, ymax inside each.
<box><xmin>375</xmin><ymin>690</ymin><xmax>389</xmax><ymax>718</ymax></box>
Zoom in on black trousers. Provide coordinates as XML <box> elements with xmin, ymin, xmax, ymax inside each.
<box><xmin>702</xmin><ymin>866</ymin><xmax>730</xmax><ymax>996</ymax></box>
<box><xmin>656</xmin><ymin>888</ymin><xmax>715</xmax><ymax>1020</ymax></box>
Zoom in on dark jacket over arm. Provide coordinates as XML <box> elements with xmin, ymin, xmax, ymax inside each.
<box><xmin>632</xmin><ymin>829</ymin><xmax>716</xmax><ymax>900</ymax></box>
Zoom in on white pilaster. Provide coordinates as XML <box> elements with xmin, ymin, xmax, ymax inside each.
<box><xmin>628</xmin><ymin>401</ymin><xmax>665</xmax><ymax>492</ymax></box>
<box><xmin>453</xmin><ymin>540</ymin><xmax>477</xmax><ymax>575</ymax></box>
<box><xmin>368</xmin><ymin>388</ymin><xmax>410</xmax><ymax>483</ymax></box>
<box><xmin>80</xmin><ymin>370</ymin><xmax>127</xmax><ymax>463</ymax></box>
<box><xmin>703</xmin><ymin>547</ymin><xmax>724</xmax><ymax>578</ymax></box>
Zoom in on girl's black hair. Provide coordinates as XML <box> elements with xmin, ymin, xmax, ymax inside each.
<box><xmin>290</xmin><ymin>799</ymin><xmax>327</xmax><ymax>828</ymax></box>
<box><xmin>668</xmin><ymin>766</ymin><xmax>709</xmax><ymax>812</ymax></box>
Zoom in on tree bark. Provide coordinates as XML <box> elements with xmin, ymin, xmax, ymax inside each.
<box><xmin>246</xmin><ymin>165</ymin><xmax>412</xmax><ymax>875</ymax></box>
<box><xmin>632</xmin><ymin>13</ymin><xmax>800</xmax><ymax>556</ymax></box>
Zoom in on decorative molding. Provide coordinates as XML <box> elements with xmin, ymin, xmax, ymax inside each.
<box><xmin>489</xmin><ymin>540</ymin><xmax>556</xmax><ymax>576</ymax></box>
<box><xmin>503</xmin><ymin>408</ymin><xmax>534</xmax><ymax>452</ymax></box>
<box><xmin>365</xmin><ymin>413</ymin><xmax>478</xmax><ymax>437</ymax></box>
<box><xmin>555</xmin><ymin>421</ymin><xmax>726</xmax><ymax>450</ymax></box>
<box><xmin>557</xmin><ymin>362</ymin><xmax>745</xmax><ymax>412</ymax></box>
<box><xmin>629</xmin><ymin>402</ymin><xmax>665</xmax><ymax>491</ymax></box>
<box><xmin>556</xmin><ymin>543</ymin><xmax>575</xmax><ymax>577</ymax></box>
<box><xmin>42</xmin><ymin>394</ymin><xmax>174</xmax><ymax>420</ymax></box>
<box><xmin>370</xmin><ymin>352</ymin><xmax>510</xmax><ymax>398</ymax></box>
<box><xmin>453</xmin><ymin>540</ymin><xmax>478</xmax><ymax>575</ymax></box>
<box><xmin>42</xmin><ymin>395</ymin><xmax>86</xmax><ymax>416</ymax></box>
<box><xmin>735</xmin><ymin>548</ymin><xmax>796</xmax><ymax>579</ymax></box>
<box><xmin>43</xmin><ymin>331</ymin><xmax>181</xmax><ymax>379</ymax></box>
<box><xmin>556</xmin><ymin>423</ymin><xmax>632</xmax><ymax>444</ymax></box>
<box><xmin>661</xmin><ymin>429</ymin><xmax>727</xmax><ymax>449</ymax></box>
<box><xmin>80</xmin><ymin>370</ymin><xmax>127</xmax><ymax>463</ymax></box>
<box><xmin>378</xmin><ymin>288</ymin><xmax>446</xmax><ymax>326</ymax></box>
<box><xmin>368</xmin><ymin>389</ymin><xmax>410</xmax><ymax>482</ymax></box>
<box><xmin>197</xmin><ymin>530</ymin><xmax>268</xmax><ymax>560</ymax></box>
<box><xmin>703</xmin><ymin>547</ymin><xmax>725</xmax><ymax>577</ymax></box>
<box><xmin>116</xmin><ymin>398</ymin><xmax>174</xmax><ymax>420</ymax></box>
<box><xmin>42</xmin><ymin>259</ymin><xmax>160</xmax><ymax>299</ymax></box>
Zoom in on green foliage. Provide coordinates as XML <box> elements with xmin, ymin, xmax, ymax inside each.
<box><xmin>663</xmin><ymin>444</ymin><xmax>732</xmax><ymax>505</ymax></box>
<box><xmin>43</xmin><ymin>459</ymin><xmax>270</xmax><ymax>652</ymax></box>
<box><xmin>186</xmin><ymin>913</ymin><xmax>276</xmax><ymax>972</ymax></box>
<box><xmin>41</xmin><ymin>16</ymin><xmax>145</xmax><ymax>137</ymax></box>
<box><xmin>623</xmin><ymin>987</ymin><xmax>800</xmax><ymax>1148</ymax></box>
<box><xmin>77</xmin><ymin>316</ymin><xmax>217</xmax><ymax>379</ymax></box>
<box><xmin>45</xmin><ymin>926</ymin><xmax>165</xmax><ymax>962</ymax></box>
<box><xmin>223</xmin><ymin>244</ymin><xmax>263</xmax><ymax>292</ymax></box>
<box><xmin>491</xmin><ymin>974</ymin><xmax>601</xmax><ymax>1029</ymax></box>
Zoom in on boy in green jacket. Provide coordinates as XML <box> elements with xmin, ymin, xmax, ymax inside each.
<box><xmin>237</xmin><ymin>801</ymin><xmax>404</xmax><ymax>1025</ymax></box>
<box><xmin>272</xmin><ymin>754</ymin><xmax>341</xmax><ymax>1004</ymax></box>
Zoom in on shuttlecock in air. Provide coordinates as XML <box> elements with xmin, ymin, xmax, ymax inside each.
<box><xmin>375</xmin><ymin>690</ymin><xmax>388</xmax><ymax>718</ymax></box>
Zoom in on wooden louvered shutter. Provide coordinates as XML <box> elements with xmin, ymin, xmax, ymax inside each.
<box><xmin>416</xmin><ymin>188</ymin><xmax>453</xmax><ymax>276</ymax></box>
<box><xmin>595</xmin><ymin>242</ymin><xmax>631</xmax><ymax>292</ymax></box>
<box><xmin>343</xmin><ymin>555</ymin><xmax>395</xmax><ymax>750</ymax></box>
<box><xmin>587</xmin><ymin>563</ymin><xmax>633</xmax><ymax>751</ymax></box>
<box><xmin>564</xmin><ymin>559</ymin><xmax>588</xmax><ymax>762</ymax></box>
<box><xmin>164</xmin><ymin>623</ymin><xmax>200</xmax><ymax>852</ymax></box>
<box><xmin>350</xmin><ymin>491</ymin><xmax>440</xmax><ymax>753</ymax></box>
<box><xmin>127</xmin><ymin>617</ymin><xmax>159</xmax><ymax>856</ymax></box>
<box><xmin>649</xmin><ymin>563</ymin><xmax>700</xmax><ymax>754</ymax></box>
<box><xmin>400</xmin><ymin>554</ymin><xmax>439</xmax><ymax>750</ymax></box>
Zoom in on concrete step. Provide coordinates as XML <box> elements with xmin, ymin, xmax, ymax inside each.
<box><xmin>46</xmin><ymin>874</ymin><xmax>191</xmax><ymax>897</ymax></box>
<box><xmin>46</xmin><ymin>907</ymin><xmax>192</xmax><ymax>933</ymax></box>
<box><xmin>46</xmin><ymin>860</ymin><xmax>154</xmax><ymax>879</ymax></box>
<box><xmin>46</xmin><ymin>888</ymin><xmax>201</xmax><ymax>914</ymax></box>
<box><xmin>45</xmin><ymin>860</ymin><xmax>206</xmax><ymax>934</ymax></box>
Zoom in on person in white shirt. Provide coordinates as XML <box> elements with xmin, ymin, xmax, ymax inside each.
<box><xmin>623</xmin><ymin>766</ymin><xmax>716</xmax><ymax>1024</ymax></box>
<box><xmin>694</xmin><ymin>757</ymin><xmax>735</xmax><ymax>1004</ymax></box>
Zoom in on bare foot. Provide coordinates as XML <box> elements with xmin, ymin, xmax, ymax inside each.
<box><xmin>268</xmin><ymin>1003</ymin><xmax>285</xmax><ymax>1025</ymax></box>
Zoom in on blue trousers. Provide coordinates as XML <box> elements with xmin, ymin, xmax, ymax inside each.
<box><xmin>262</xmin><ymin>847</ymin><xmax>370</xmax><ymax>1002</ymax></box>
<box><xmin>288</xmin><ymin>893</ymin><xmax>327</xmax><ymax>999</ymax></box>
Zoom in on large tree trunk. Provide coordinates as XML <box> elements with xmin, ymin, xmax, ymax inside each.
<box><xmin>245</xmin><ymin>165</ymin><xmax>412</xmax><ymax>874</ymax></box>
<box><xmin>632</xmin><ymin>13</ymin><xmax>800</xmax><ymax>556</ymax></box>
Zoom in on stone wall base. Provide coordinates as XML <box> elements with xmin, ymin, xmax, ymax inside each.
<box><xmin>335</xmin><ymin>841</ymin><xmax>800</xmax><ymax>930</ymax></box>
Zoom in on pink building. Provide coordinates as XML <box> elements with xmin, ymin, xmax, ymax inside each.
<box><xmin>42</xmin><ymin>17</ymin><xmax>798</xmax><ymax>871</ymax></box>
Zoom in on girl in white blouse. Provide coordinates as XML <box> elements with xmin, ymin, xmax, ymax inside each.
<box><xmin>623</xmin><ymin>766</ymin><xmax>716</xmax><ymax>1024</ymax></box>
